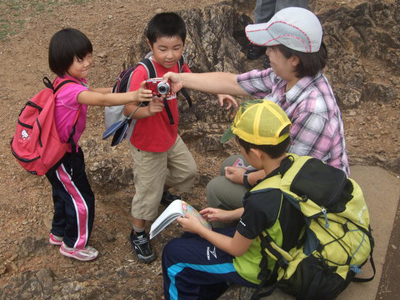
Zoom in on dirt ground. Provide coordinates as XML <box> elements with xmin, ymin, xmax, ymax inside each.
<box><xmin>0</xmin><ymin>0</ymin><xmax>399</xmax><ymax>299</ymax></box>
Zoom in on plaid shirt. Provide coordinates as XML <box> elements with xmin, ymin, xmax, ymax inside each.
<box><xmin>237</xmin><ymin>69</ymin><xmax>349</xmax><ymax>175</ymax></box>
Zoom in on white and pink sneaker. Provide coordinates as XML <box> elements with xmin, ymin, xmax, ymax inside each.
<box><xmin>49</xmin><ymin>233</ymin><xmax>63</xmax><ymax>246</ymax></box>
<box><xmin>59</xmin><ymin>243</ymin><xmax>99</xmax><ymax>261</ymax></box>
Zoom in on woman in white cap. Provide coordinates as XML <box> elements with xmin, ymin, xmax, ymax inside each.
<box><xmin>163</xmin><ymin>7</ymin><xmax>349</xmax><ymax>225</ymax></box>
<box><xmin>248</xmin><ymin>0</ymin><xmax>308</xmax><ymax>68</ymax></box>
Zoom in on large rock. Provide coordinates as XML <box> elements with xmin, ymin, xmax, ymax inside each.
<box><xmin>87</xmin><ymin>0</ymin><xmax>400</xmax><ymax>190</ymax></box>
<box><xmin>320</xmin><ymin>2</ymin><xmax>400</xmax><ymax>107</ymax></box>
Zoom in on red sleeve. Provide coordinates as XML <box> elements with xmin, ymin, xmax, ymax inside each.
<box><xmin>182</xmin><ymin>63</ymin><xmax>191</xmax><ymax>73</ymax></box>
<box><xmin>128</xmin><ymin>65</ymin><xmax>148</xmax><ymax>92</ymax></box>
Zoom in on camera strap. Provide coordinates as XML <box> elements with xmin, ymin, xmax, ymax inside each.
<box><xmin>163</xmin><ymin>98</ymin><xmax>175</xmax><ymax>125</ymax></box>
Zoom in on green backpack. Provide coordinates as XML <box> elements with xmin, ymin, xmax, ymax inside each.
<box><xmin>251</xmin><ymin>155</ymin><xmax>375</xmax><ymax>300</ymax></box>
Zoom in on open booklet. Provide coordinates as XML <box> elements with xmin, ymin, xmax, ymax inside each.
<box><xmin>150</xmin><ymin>199</ymin><xmax>211</xmax><ymax>239</ymax></box>
<box><xmin>232</xmin><ymin>157</ymin><xmax>257</xmax><ymax>171</ymax></box>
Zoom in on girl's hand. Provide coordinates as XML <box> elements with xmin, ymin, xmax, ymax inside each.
<box><xmin>200</xmin><ymin>207</ymin><xmax>234</xmax><ymax>223</ymax></box>
<box><xmin>216</xmin><ymin>94</ymin><xmax>238</xmax><ymax>109</ymax></box>
<box><xmin>147</xmin><ymin>97</ymin><xmax>164</xmax><ymax>115</ymax></box>
<box><xmin>163</xmin><ymin>72</ymin><xmax>183</xmax><ymax>93</ymax></box>
<box><xmin>224</xmin><ymin>166</ymin><xmax>246</xmax><ymax>184</ymax></box>
<box><xmin>137</xmin><ymin>81</ymin><xmax>153</xmax><ymax>102</ymax></box>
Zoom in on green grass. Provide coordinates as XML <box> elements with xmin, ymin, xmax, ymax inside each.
<box><xmin>0</xmin><ymin>18</ymin><xmax>12</xmax><ymax>41</ymax></box>
<box><xmin>0</xmin><ymin>0</ymin><xmax>89</xmax><ymax>41</ymax></box>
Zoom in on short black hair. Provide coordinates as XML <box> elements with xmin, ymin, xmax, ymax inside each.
<box><xmin>49</xmin><ymin>28</ymin><xmax>93</xmax><ymax>77</ymax></box>
<box><xmin>146</xmin><ymin>12</ymin><xmax>186</xmax><ymax>46</ymax></box>
<box><xmin>271</xmin><ymin>42</ymin><xmax>328</xmax><ymax>78</ymax></box>
<box><xmin>236</xmin><ymin>125</ymin><xmax>291</xmax><ymax>159</ymax></box>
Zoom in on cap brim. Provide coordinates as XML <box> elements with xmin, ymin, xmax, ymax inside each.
<box><xmin>220</xmin><ymin>126</ymin><xmax>235</xmax><ymax>143</ymax></box>
<box><xmin>245</xmin><ymin>23</ymin><xmax>275</xmax><ymax>46</ymax></box>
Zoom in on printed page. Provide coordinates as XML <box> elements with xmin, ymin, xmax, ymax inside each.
<box><xmin>182</xmin><ymin>201</ymin><xmax>211</xmax><ymax>230</ymax></box>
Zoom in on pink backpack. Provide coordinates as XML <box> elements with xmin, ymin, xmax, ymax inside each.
<box><xmin>10</xmin><ymin>77</ymin><xmax>80</xmax><ymax>176</ymax></box>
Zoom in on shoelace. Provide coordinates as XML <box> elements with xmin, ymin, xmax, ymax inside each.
<box><xmin>133</xmin><ymin>236</ymin><xmax>149</xmax><ymax>245</ymax></box>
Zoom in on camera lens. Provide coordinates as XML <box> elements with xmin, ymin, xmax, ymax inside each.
<box><xmin>157</xmin><ymin>82</ymin><xmax>170</xmax><ymax>95</ymax></box>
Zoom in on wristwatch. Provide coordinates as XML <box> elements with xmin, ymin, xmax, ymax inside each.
<box><xmin>243</xmin><ymin>171</ymin><xmax>253</xmax><ymax>190</ymax></box>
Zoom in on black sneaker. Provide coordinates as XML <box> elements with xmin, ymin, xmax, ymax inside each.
<box><xmin>160</xmin><ymin>190</ymin><xmax>180</xmax><ymax>206</ymax></box>
<box><xmin>264</xmin><ymin>56</ymin><xmax>271</xmax><ymax>69</ymax></box>
<box><xmin>247</xmin><ymin>43</ymin><xmax>266</xmax><ymax>60</ymax></box>
<box><xmin>129</xmin><ymin>230</ymin><xmax>156</xmax><ymax>263</ymax></box>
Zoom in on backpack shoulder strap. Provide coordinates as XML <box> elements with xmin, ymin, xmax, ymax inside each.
<box><xmin>45</xmin><ymin>76</ymin><xmax>81</xmax><ymax>134</ymax></box>
<box><xmin>179</xmin><ymin>87</ymin><xmax>193</xmax><ymax>107</ymax></box>
<box><xmin>54</xmin><ymin>79</ymin><xmax>77</xmax><ymax>94</ymax></box>
<box><xmin>176</xmin><ymin>55</ymin><xmax>193</xmax><ymax>108</ymax></box>
<box><xmin>137</xmin><ymin>54</ymin><xmax>184</xmax><ymax>78</ymax></box>
<box><xmin>43</xmin><ymin>77</ymin><xmax>76</xmax><ymax>93</ymax></box>
<box><xmin>178</xmin><ymin>55</ymin><xmax>185</xmax><ymax>73</ymax></box>
<box><xmin>137</xmin><ymin>58</ymin><xmax>157</xmax><ymax>79</ymax></box>
<box><xmin>43</xmin><ymin>77</ymin><xmax>80</xmax><ymax>97</ymax></box>
<box><xmin>352</xmin><ymin>224</ymin><xmax>376</xmax><ymax>283</ymax></box>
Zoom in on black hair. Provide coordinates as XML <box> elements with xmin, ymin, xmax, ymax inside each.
<box><xmin>271</xmin><ymin>42</ymin><xmax>328</xmax><ymax>78</ymax></box>
<box><xmin>146</xmin><ymin>12</ymin><xmax>186</xmax><ymax>46</ymax></box>
<box><xmin>236</xmin><ymin>125</ymin><xmax>291</xmax><ymax>159</ymax></box>
<box><xmin>49</xmin><ymin>28</ymin><xmax>93</xmax><ymax>77</ymax></box>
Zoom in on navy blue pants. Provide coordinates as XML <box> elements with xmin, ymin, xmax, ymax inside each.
<box><xmin>162</xmin><ymin>228</ymin><xmax>257</xmax><ymax>300</ymax></box>
<box><xmin>45</xmin><ymin>148</ymin><xmax>95</xmax><ymax>249</ymax></box>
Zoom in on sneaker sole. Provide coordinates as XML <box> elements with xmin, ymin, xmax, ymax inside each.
<box><xmin>60</xmin><ymin>246</ymin><xmax>98</xmax><ymax>262</ymax></box>
<box><xmin>137</xmin><ymin>252</ymin><xmax>157</xmax><ymax>263</ymax></box>
<box><xmin>49</xmin><ymin>238</ymin><xmax>63</xmax><ymax>246</ymax></box>
<box><xmin>49</xmin><ymin>234</ymin><xmax>63</xmax><ymax>246</ymax></box>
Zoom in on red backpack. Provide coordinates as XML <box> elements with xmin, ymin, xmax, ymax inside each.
<box><xmin>10</xmin><ymin>77</ymin><xmax>80</xmax><ymax>176</ymax></box>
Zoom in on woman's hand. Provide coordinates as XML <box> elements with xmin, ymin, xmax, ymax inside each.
<box><xmin>216</xmin><ymin>94</ymin><xmax>238</xmax><ymax>109</ymax></box>
<box><xmin>224</xmin><ymin>166</ymin><xmax>247</xmax><ymax>184</ymax></box>
<box><xmin>163</xmin><ymin>72</ymin><xmax>183</xmax><ymax>93</ymax></box>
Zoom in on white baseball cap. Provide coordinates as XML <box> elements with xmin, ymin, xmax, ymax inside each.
<box><xmin>245</xmin><ymin>7</ymin><xmax>323</xmax><ymax>53</ymax></box>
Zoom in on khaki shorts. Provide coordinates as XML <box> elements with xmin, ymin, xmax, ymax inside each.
<box><xmin>130</xmin><ymin>135</ymin><xmax>197</xmax><ymax>221</ymax></box>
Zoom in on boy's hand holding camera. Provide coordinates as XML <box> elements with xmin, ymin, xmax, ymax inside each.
<box><xmin>129</xmin><ymin>81</ymin><xmax>165</xmax><ymax>118</ymax></box>
<box><xmin>147</xmin><ymin>97</ymin><xmax>164</xmax><ymax>116</ymax></box>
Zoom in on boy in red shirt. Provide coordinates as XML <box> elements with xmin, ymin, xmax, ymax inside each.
<box><xmin>124</xmin><ymin>12</ymin><xmax>236</xmax><ymax>263</ymax></box>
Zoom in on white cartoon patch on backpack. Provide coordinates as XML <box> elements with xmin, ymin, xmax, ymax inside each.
<box><xmin>20</xmin><ymin>129</ymin><xmax>30</xmax><ymax>140</ymax></box>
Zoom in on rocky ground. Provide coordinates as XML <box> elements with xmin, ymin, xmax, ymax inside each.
<box><xmin>0</xmin><ymin>0</ymin><xmax>399</xmax><ymax>299</ymax></box>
